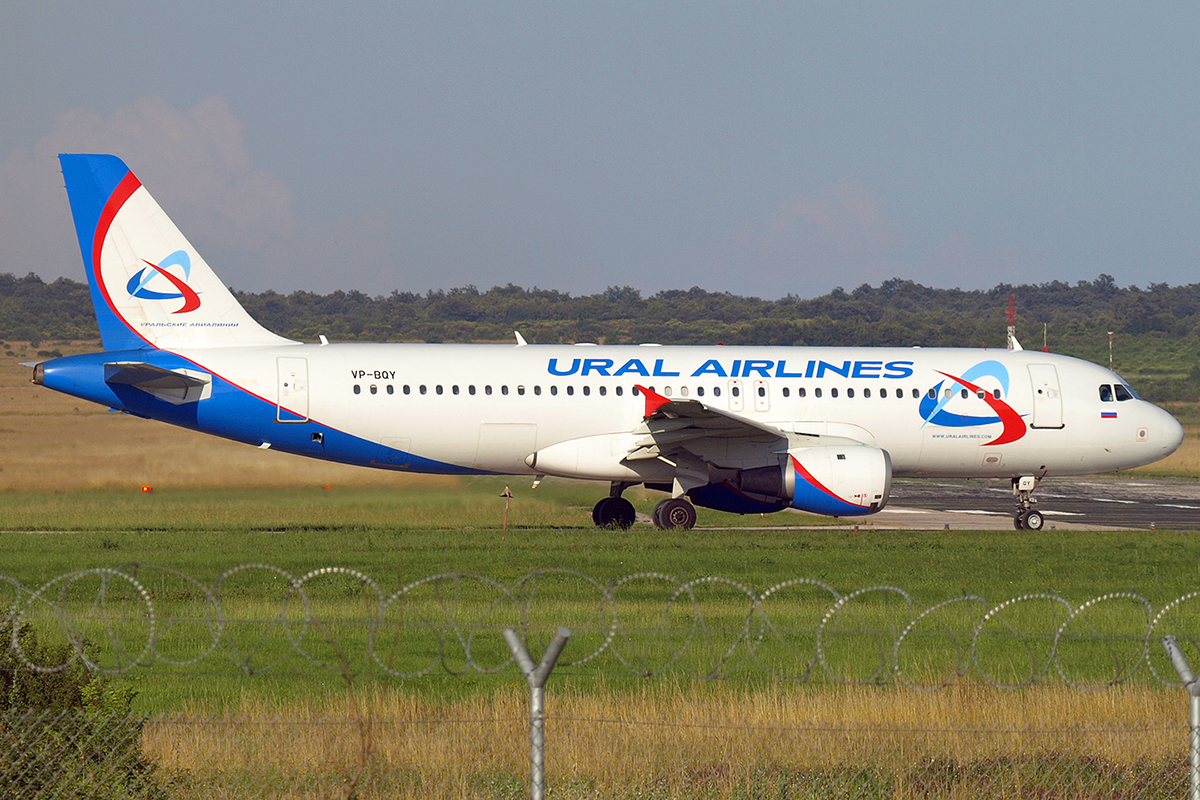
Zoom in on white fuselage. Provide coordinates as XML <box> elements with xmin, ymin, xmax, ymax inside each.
<box><xmin>165</xmin><ymin>342</ymin><xmax>1183</xmax><ymax>480</ymax></box>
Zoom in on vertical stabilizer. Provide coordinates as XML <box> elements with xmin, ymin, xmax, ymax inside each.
<box><xmin>59</xmin><ymin>154</ymin><xmax>294</xmax><ymax>351</ymax></box>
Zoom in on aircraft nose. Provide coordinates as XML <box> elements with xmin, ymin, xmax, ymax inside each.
<box><xmin>1156</xmin><ymin>406</ymin><xmax>1185</xmax><ymax>457</ymax></box>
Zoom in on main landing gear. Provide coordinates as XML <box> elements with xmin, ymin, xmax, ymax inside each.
<box><xmin>652</xmin><ymin>497</ymin><xmax>697</xmax><ymax>530</ymax></box>
<box><xmin>591</xmin><ymin>484</ymin><xmax>699</xmax><ymax>530</ymax></box>
<box><xmin>1012</xmin><ymin>474</ymin><xmax>1046</xmax><ymax>531</ymax></box>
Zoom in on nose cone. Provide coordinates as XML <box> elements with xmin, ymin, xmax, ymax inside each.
<box><xmin>1159</xmin><ymin>407</ymin><xmax>1186</xmax><ymax>458</ymax></box>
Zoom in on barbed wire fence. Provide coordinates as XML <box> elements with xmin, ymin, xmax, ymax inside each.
<box><xmin>4</xmin><ymin>564</ymin><xmax>1200</xmax><ymax>797</ymax></box>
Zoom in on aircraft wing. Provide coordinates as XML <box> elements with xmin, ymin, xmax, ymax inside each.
<box><xmin>624</xmin><ymin>384</ymin><xmax>788</xmax><ymax>465</ymax></box>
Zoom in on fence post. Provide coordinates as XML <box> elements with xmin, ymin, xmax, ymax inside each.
<box><xmin>504</xmin><ymin>626</ymin><xmax>571</xmax><ymax>800</ymax></box>
<box><xmin>1161</xmin><ymin>635</ymin><xmax>1200</xmax><ymax>800</ymax></box>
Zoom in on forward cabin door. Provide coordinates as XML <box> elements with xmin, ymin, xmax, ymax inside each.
<box><xmin>277</xmin><ymin>357</ymin><xmax>310</xmax><ymax>422</ymax></box>
<box><xmin>1028</xmin><ymin>364</ymin><xmax>1063</xmax><ymax>429</ymax></box>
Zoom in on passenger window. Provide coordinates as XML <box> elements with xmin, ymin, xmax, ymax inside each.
<box><xmin>831</xmin><ymin>388</ymin><xmax>839</xmax><ymax>398</ymax></box>
<box><xmin>847</xmin><ymin>388</ymin><xmax>854</xmax><ymax>398</ymax></box>
<box><xmin>960</xmin><ymin>388</ymin><xmax>968</xmax><ymax>399</ymax></box>
<box><xmin>928</xmin><ymin>388</ymin><xmax>936</xmax><ymax>399</ymax></box>
<box><xmin>713</xmin><ymin>387</ymin><xmax>721</xmax><ymax>397</ymax></box>
<box><xmin>599</xmin><ymin>386</ymin><xmax>607</xmax><ymax>396</ymax></box>
<box><xmin>436</xmin><ymin>385</ymin><xmax>443</xmax><ymax>395</ymax></box>
<box><xmin>696</xmin><ymin>387</ymin><xmax>703</xmax><ymax>397</ymax></box>
<box><xmin>501</xmin><ymin>385</ymin><xmax>509</xmax><ymax>395</ymax></box>
<box><xmin>798</xmin><ymin>387</ymin><xmax>806</xmax><ymax>398</ymax></box>
<box><xmin>732</xmin><ymin>386</ymin><xmax>740</xmax><ymax>397</ymax></box>
<box><xmin>403</xmin><ymin>385</ymin><xmax>411</xmax><ymax>395</ymax></box>
<box><xmin>1114</xmin><ymin>384</ymin><xmax>1133</xmax><ymax>402</ymax></box>
<box><xmin>880</xmin><ymin>388</ymin><xmax>887</xmax><ymax>398</ymax></box>
<box><xmin>993</xmin><ymin>389</ymin><xmax>1001</xmax><ymax>399</ymax></box>
<box><xmin>782</xmin><ymin>387</ymin><xmax>789</xmax><ymax>398</ymax></box>
<box><xmin>758</xmin><ymin>386</ymin><xmax>766</xmax><ymax>397</ymax></box>
<box><xmin>420</xmin><ymin>385</ymin><xmax>427</xmax><ymax>395</ymax></box>
<box><xmin>485</xmin><ymin>385</ymin><xmax>492</xmax><ymax>395</ymax></box>
<box><xmin>583</xmin><ymin>386</ymin><xmax>591</xmax><ymax>396</ymax></box>
<box><xmin>567</xmin><ymin>386</ymin><xmax>574</xmax><ymax>396</ymax></box>
<box><xmin>534</xmin><ymin>385</ymin><xmax>542</xmax><ymax>396</ymax></box>
<box><xmin>944</xmin><ymin>388</ymin><xmax>953</xmax><ymax>399</ymax></box>
<box><xmin>551</xmin><ymin>385</ymin><xmax>558</xmax><ymax>396</ymax></box>
<box><xmin>679</xmin><ymin>386</ymin><xmax>688</xmax><ymax>397</ymax></box>
<box><xmin>912</xmin><ymin>388</ymin><xmax>920</xmax><ymax>399</ymax></box>
<box><xmin>864</xmin><ymin>388</ymin><xmax>871</xmax><ymax>398</ymax></box>
<box><xmin>452</xmin><ymin>385</ymin><xmax>460</xmax><ymax>395</ymax></box>
<box><xmin>353</xmin><ymin>385</ymin><xmax>361</xmax><ymax>395</ymax></box>
<box><xmin>815</xmin><ymin>388</ymin><xmax>822</xmax><ymax>398</ymax></box>
<box><xmin>469</xmin><ymin>385</ymin><xmax>476</xmax><ymax>395</ymax></box>
<box><xmin>976</xmin><ymin>390</ymin><xmax>984</xmax><ymax>399</ymax></box>
<box><xmin>387</xmin><ymin>385</ymin><xmax>394</xmax><ymax>395</ymax></box>
<box><xmin>615</xmin><ymin>386</ymin><xmax>623</xmax><ymax>396</ymax></box>
<box><xmin>370</xmin><ymin>385</ymin><xmax>377</xmax><ymax>395</ymax></box>
<box><xmin>1099</xmin><ymin>384</ymin><xmax>1113</xmax><ymax>402</ymax></box>
<box><xmin>517</xmin><ymin>385</ymin><xmax>525</xmax><ymax>396</ymax></box>
<box><xmin>632</xmin><ymin>386</ymin><xmax>640</xmax><ymax>396</ymax></box>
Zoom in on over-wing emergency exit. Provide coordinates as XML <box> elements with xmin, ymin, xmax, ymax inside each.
<box><xmin>32</xmin><ymin>155</ymin><xmax>1185</xmax><ymax>530</ymax></box>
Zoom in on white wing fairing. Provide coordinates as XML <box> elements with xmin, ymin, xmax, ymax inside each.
<box><xmin>34</xmin><ymin>154</ymin><xmax>1187</xmax><ymax>531</ymax></box>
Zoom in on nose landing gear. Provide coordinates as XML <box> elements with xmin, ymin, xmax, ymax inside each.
<box><xmin>1013</xmin><ymin>474</ymin><xmax>1046</xmax><ymax>530</ymax></box>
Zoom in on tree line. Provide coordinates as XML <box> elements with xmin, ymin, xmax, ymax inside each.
<box><xmin>3</xmin><ymin>271</ymin><xmax>1198</xmax><ymax>400</ymax></box>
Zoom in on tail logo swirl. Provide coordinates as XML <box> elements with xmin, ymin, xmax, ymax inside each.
<box><xmin>126</xmin><ymin>250</ymin><xmax>202</xmax><ymax>314</ymax></box>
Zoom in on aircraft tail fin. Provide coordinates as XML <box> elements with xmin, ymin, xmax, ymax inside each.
<box><xmin>58</xmin><ymin>154</ymin><xmax>294</xmax><ymax>351</ymax></box>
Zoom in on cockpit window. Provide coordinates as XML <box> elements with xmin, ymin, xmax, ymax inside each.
<box><xmin>1114</xmin><ymin>384</ymin><xmax>1133</xmax><ymax>402</ymax></box>
<box><xmin>1099</xmin><ymin>384</ymin><xmax>1113</xmax><ymax>402</ymax></box>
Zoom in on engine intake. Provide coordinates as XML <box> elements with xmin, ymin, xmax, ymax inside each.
<box><xmin>784</xmin><ymin>445</ymin><xmax>891</xmax><ymax>516</ymax></box>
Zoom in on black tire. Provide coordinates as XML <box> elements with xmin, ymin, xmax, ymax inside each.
<box><xmin>1024</xmin><ymin>510</ymin><xmax>1045</xmax><ymax>531</ymax></box>
<box><xmin>593</xmin><ymin>497</ymin><xmax>636</xmax><ymax>529</ymax></box>
<box><xmin>592</xmin><ymin>497</ymin><xmax>614</xmax><ymax>527</ymax></box>
<box><xmin>654</xmin><ymin>498</ymin><xmax>697</xmax><ymax>530</ymax></box>
<box><xmin>1013</xmin><ymin>514</ymin><xmax>1026</xmax><ymax>530</ymax></box>
<box><xmin>609</xmin><ymin>498</ymin><xmax>636</xmax><ymax>529</ymax></box>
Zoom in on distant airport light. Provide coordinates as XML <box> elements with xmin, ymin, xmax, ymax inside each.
<box><xmin>141</xmin><ymin>485</ymin><xmax>153</xmax><ymax>493</ymax></box>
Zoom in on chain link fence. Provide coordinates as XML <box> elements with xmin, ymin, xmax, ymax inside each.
<box><xmin>3</xmin><ymin>564</ymin><xmax>1199</xmax><ymax>797</ymax></box>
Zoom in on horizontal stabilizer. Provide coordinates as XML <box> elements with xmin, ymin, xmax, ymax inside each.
<box><xmin>104</xmin><ymin>362</ymin><xmax>211</xmax><ymax>405</ymax></box>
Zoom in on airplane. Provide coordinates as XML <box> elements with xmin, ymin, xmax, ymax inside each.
<box><xmin>31</xmin><ymin>154</ymin><xmax>1185</xmax><ymax>531</ymax></box>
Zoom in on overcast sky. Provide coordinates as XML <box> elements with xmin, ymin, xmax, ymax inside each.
<box><xmin>1</xmin><ymin>2</ymin><xmax>1196</xmax><ymax>300</ymax></box>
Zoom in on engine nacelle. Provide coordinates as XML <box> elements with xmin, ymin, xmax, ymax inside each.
<box><xmin>784</xmin><ymin>445</ymin><xmax>891</xmax><ymax>516</ymax></box>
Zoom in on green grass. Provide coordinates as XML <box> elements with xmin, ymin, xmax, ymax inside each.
<box><xmin>2</xmin><ymin>482</ymin><xmax>1199</xmax><ymax>713</ymax></box>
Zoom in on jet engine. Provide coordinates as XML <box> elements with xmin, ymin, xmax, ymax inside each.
<box><xmin>691</xmin><ymin>445</ymin><xmax>891</xmax><ymax>517</ymax></box>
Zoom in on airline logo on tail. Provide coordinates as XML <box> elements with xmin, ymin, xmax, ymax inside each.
<box><xmin>126</xmin><ymin>251</ymin><xmax>202</xmax><ymax>313</ymax></box>
<box><xmin>919</xmin><ymin>360</ymin><xmax>1027</xmax><ymax>445</ymax></box>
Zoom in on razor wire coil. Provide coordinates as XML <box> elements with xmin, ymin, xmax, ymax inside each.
<box><xmin>4</xmin><ymin>564</ymin><xmax>1200</xmax><ymax>689</ymax></box>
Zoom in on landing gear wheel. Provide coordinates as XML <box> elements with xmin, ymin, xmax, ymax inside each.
<box><xmin>1022</xmin><ymin>510</ymin><xmax>1044</xmax><ymax>531</ymax></box>
<box><xmin>653</xmin><ymin>498</ymin><xmax>697</xmax><ymax>530</ymax></box>
<box><xmin>1013</xmin><ymin>514</ymin><xmax>1026</xmax><ymax>530</ymax></box>
<box><xmin>592</xmin><ymin>497</ymin><xmax>635</xmax><ymax>529</ymax></box>
<box><xmin>592</xmin><ymin>497</ymin><xmax>613</xmax><ymax>526</ymax></box>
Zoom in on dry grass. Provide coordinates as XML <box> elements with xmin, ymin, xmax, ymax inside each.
<box><xmin>141</xmin><ymin>683</ymin><xmax>1185</xmax><ymax>798</ymax></box>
